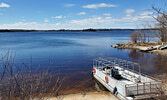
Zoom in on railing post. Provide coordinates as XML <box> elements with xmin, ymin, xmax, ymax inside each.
<box><xmin>125</xmin><ymin>85</ymin><xmax>127</xmax><ymax>96</ymax></box>
<box><xmin>150</xmin><ymin>82</ymin><xmax>151</xmax><ymax>93</ymax></box>
<box><xmin>137</xmin><ymin>84</ymin><xmax>138</xmax><ymax>95</ymax></box>
<box><xmin>143</xmin><ymin>83</ymin><xmax>145</xmax><ymax>94</ymax></box>
<box><xmin>139</xmin><ymin>65</ymin><xmax>141</xmax><ymax>78</ymax></box>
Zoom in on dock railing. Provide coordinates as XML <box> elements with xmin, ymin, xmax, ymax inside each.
<box><xmin>125</xmin><ymin>81</ymin><xmax>162</xmax><ymax>96</ymax></box>
<box><xmin>93</xmin><ymin>57</ymin><xmax>162</xmax><ymax>96</ymax></box>
<box><xmin>93</xmin><ymin>57</ymin><xmax>141</xmax><ymax>73</ymax></box>
<box><xmin>93</xmin><ymin>57</ymin><xmax>161</xmax><ymax>82</ymax></box>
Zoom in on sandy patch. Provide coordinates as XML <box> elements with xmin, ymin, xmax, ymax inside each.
<box><xmin>46</xmin><ymin>92</ymin><xmax>119</xmax><ymax>100</ymax></box>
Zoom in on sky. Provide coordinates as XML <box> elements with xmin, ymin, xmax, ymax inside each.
<box><xmin>0</xmin><ymin>0</ymin><xmax>166</xmax><ymax>30</ymax></box>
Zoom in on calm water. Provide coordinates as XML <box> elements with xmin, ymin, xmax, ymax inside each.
<box><xmin>0</xmin><ymin>31</ymin><xmax>167</xmax><ymax>94</ymax></box>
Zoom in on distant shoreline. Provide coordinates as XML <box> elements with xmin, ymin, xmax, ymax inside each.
<box><xmin>0</xmin><ymin>28</ymin><xmax>141</xmax><ymax>32</ymax></box>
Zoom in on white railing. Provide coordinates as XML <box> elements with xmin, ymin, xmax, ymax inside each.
<box><xmin>93</xmin><ymin>57</ymin><xmax>162</xmax><ymax>96</ymax></box>
<box><xmin>125</xmin><ymin>82</ymin><xmax>161</xmax><ymax>96</ymax></box>
<box><xmin>93</xmin><ymin>57</ymin><xmax>161</xmax><ymax>82</ymax></box>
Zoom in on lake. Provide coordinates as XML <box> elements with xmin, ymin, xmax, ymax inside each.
<box><xmin>0</xmin><ymin>31</ymin><xmax>167</xmax><ymax>94</ymax></box>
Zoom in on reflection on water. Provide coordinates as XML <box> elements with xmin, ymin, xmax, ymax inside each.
<box><xmin>129</xmin><ymin>50</ymin><xmax>167</xmax><ymax>75</ymax></box>
<box><xmin>58</xmin><ymin>72</ymin><xmax>108</xmax><ymax>95</ymax></box>
<box><xmin>92</xmin><ymin>77</ymin><xmax>108</xmax><ymax>92</ymax></box>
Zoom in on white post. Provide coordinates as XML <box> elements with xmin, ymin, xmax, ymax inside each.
<box><xmin>124</xmin><ymin>85</ymin><xmax>127</xmax><ymax>96</ymax></box>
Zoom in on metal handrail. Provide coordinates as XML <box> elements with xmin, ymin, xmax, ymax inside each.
<box><xmin>93</xmin><ymin>57</ymin><xmax>161</xmax><ymax>82</ymax></box>
<box><xmin>93</xmin><ymin>57</ymin><xmax>162</xmax><ymax>97</ymax></box>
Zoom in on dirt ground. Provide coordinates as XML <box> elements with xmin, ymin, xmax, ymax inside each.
<box><xmin>45</xmin><ymin>91</ymin><xmax>119</xmax><ymax>100</ymax></box>
<box><xmin>154</xmin><ymin>74</ymin><xmax>167</xmax><ymax>94</ymax></box>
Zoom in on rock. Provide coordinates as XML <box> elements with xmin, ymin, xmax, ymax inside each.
<box><xmin>112</xmin><ymin>45</ymin><xmax>118</xmax><ymax>48</ymax></box>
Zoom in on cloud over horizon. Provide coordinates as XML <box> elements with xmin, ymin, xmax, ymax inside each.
<box><xmin>0</xmin><ymin>0</ymin><xmax>162</xmax><ymax>29</ymax></box>
<box><xmin>0</xmin><ymin>11</ymin><xmax>155</xmax><ymax>30</ymax></box>
<box><xmin>0</xmin><ymin>2</ymin><xmax>10</xmax><ymax>8</ymax></box>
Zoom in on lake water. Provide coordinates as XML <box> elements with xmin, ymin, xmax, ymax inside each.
<box><xmin>0</xmin><ymin>31</ymin><xmax>167</xmax><ymax>94</ymax></box>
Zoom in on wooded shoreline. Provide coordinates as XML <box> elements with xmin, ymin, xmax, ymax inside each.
<box><xmin>0</xmin><ymin>29</ymin><xmax>147</xmax><ymax>32</ymax></box>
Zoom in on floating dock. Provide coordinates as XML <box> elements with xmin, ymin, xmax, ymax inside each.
<box><xmin>159</xmin><ymin>44</ymin><xmax>167</xmax><ymax>50</ymax></box>
<box><xmin>92</xmin><ymin>57</ymin><xmax>162</xmax><ymax>100</ymax></box>
<box><xmin>140</xmin><ymin>45</ymin><xmax>161</xmax><ymax>52</ymax></box>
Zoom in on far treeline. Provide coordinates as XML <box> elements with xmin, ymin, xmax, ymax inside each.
<box><xmin>130</xmin><ymin>6</ymin><xmax>167</xmax><ymax>43</ymax></box>
<box><xmin>0</xmin><ymin>28</ymin><xmax>137</xmax><ymax>32</ymax></box>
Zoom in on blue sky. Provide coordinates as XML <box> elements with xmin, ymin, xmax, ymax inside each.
<box><xmin>0</xmin><ymin>0</ymin><xmax>166</xmax><ymax>29</ymax></box>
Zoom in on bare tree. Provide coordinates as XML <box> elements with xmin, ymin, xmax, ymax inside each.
<box><xmin>0</xmin><ymin>51</ymin><xmax>65</xmax><ymax>100</ymax></box>
<box><xmin>130</xmin><ymin>30</ymin><xmax>142</xmax><ymax>43</ymax></box>
<box><xmin>152</xmin><ymin>6</ymin><xmax>167</xmax><ymax>42</ymax></box>
<box><xmin>141</xmin><ymin>22</ymin><xmax>156</xmax><ymax>43</ymax></box>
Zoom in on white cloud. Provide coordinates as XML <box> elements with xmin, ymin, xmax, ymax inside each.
<box><xmin>0</xmin><ymin>22</ymin><xmax>65</xmax><ymax>30</ymax></box>
<box><xmin>104</xmin><ymin>13</ymin><xmax>111</xmax><ymax>16</ymax></box>
<box><xmin>52</xmin><ymin>16</ymin><xmax>67</xmax><ymax>19</ymax></box>
<box><xmin>140</xmin><ymin>11</ymin><xmax>153</xmax><ymax>16</ymax></box>
<box><xmin>0</xmin><ymin>2</ymin><xmax>10</xmax><ymax>8</ymax></box>
<box><xmin>125</xmin><ymin>9</ymin><xmax>135</xmax><ymax>14</ymax></box>
<box><xmin>64</xmin><ymin>4</ymin><xmax>75</xmax><ymax>7</ymax></box>
<box><xmin>68</xmin><ymin>16</ymin><xmax>115</xmax><ymax>26</ymax></box>
<box><xmin>0</xmin><ymin>11</ymin><xmax>155</xmax><ymax>30</ymax></box>
<box><xmin>77</xmin><ymin>12</ymin><xmax>86</xmax><ymax>15</ymax></box>
<box><xmin>44</xmin><ymin>19</ymin><xmax>49</xmax><ymax>23</ymax></box>
<box><xmin>122</xmin><ymin>12</ymin><xmax>153</xmax><ymax>22</ymax></box>
<box><xmin>83</xmin><ymin>3</ymin><xmax>117</xmax><ymax>9</ymax></box>
<box><xmin>125</xmin><ymin>9</ymin><xmax>135</xmax><ymax>17</ymax></box>
<box><xmin>55</xmin><ymin>16</ymin><xmax>63</xmax><ymax>19</ymax></box>
<box><xmin>0</xmin><ymin>22</ymin><xmax>38</xmax><ymax>29</ymax></box>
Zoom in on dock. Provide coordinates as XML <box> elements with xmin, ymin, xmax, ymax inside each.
<box><xmin>92</xmin><ymin>57</ymin><xmax>162</xmax><ymax>100</ymax></box>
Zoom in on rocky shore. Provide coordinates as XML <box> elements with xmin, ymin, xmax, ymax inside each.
<box><xmin>112</xmin><ymin>42</ymin><xmax>167</xmax><ymax>56</ymax></box>
<box><xmin>112</xmin><ymin>42</ymin><xmax>160</xmax><ymax>49</ymax></box>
